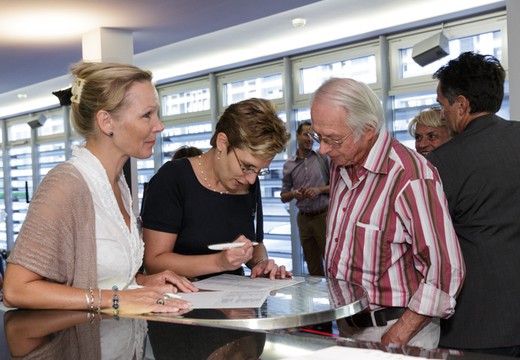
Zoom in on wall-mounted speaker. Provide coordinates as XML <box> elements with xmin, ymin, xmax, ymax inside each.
<box><xmin>412</xmin><ymin>32</ymin><xmax>449</xmax><ymax>67</ymax></box>
<box><xmin>27</xmin><ymin>114</ymin><xmax>47</xmax><ymax>129</ymax></box>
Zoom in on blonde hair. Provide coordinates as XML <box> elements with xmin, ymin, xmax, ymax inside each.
<box><xmin>210</xmin><ymin>98</ymin><xmax>289</xmax><ymax>159</ymax></box>
<box><xmin>69</xmin><ymin>61</ymin><xmax>153</xmax><ymax>139</ymax></box>
<box><xmin>408</xmin><ymin>108</ymin><xmax>452</xmax><ymax>137</ymax></box>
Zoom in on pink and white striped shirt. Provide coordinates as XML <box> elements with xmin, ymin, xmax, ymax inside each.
<box><xmin>325</xmin><ymin>131</ymin><xmax>465</xmax><ymax>318</ymax></box>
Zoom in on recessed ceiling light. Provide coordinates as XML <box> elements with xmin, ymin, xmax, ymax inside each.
<box><xmin>292</xmin><ymin>18</ymin><xmax>307</xmax><ymax>28</ymax></box>
<box><xmin>0</xmin><ymin>7</ymin><xmax>115</xmax><ymax>43</ymax></box>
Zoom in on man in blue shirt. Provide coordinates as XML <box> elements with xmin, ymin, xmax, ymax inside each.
<box><xmin>281</xmin><ymin>121</ymin><xmax>330</xmax><ymax>277</ymax></box>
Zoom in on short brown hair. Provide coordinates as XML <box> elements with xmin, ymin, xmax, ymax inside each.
<box><xmin>210</xmin><ymin>98</ymin><xmax>289</xmax><ymax>159</ymax></box>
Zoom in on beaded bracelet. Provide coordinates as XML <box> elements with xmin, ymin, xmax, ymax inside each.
<box><xmin>112</xmin><ymin>285</ymin><xmax>119</xmax><ymax>317</ymax></box>
<box><xmin>88</xmin><ymin>287</ymin><xmax>95</xmax><ymax>313</ymax></box>
<box><xmin>97</xmin><ymin>288</ymin><xmax>102</xmax><ymax>313</ymax></box>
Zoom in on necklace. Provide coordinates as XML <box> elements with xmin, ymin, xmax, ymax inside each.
<box><xmin>197</xmin><ymin>155</ymin><xmax>229</xmax><ymax>194</ymax></box>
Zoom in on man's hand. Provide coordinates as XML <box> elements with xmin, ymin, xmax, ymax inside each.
<box><xmin>381</xmin><ymin>309</ymin><xmax>432</xmax><ymax>346</ymax></box>
<box><xmin>293</xmin><ymin>188</ymin><xmax>305</xmax><ymax>200</ymax></box>
<box><xmin>302</xmin><ymin>187</ymin><xmax>321</xmax><ymax>199</ymax></box>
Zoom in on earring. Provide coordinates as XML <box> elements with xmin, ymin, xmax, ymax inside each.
<box><xmin>109</xmin><ymin>131</ymin><xmax>113</xmax><ymax>137</ymax></box>
<box><xmin>217</xmin><ymin>151</ymin><xmax>222</xmax><ymax>160</ymax></box>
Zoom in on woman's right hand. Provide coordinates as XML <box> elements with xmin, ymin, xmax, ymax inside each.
<box><xmin>216</xmin><ymin>235</ymin><xmax>254</xmax><ymax>271</ymax></box>
<box><xmin>136</xmin><ymin>270</ymin><xmax>199</xmax><ymax>293</ymax></box>
<box><xmin>115</xmin><ymin>284</ymin><xmax>193</xmax><ymax>315</ymax></box>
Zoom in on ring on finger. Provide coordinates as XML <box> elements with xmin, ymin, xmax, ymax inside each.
<box><xmin>156</xmin><ymin>298</ymin><xmax>165</xmax><ymax>305</ymax></box>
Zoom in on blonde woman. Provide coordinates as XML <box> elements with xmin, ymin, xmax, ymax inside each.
<box><xmin>4</xmin><ymin>61</ymin><xmax>197</xmax><ymax>314</ymax></box>
<box><xmin>408</xmin><ymin>107</ymin><xmax>453</xmax><ymax>156</ymax></box>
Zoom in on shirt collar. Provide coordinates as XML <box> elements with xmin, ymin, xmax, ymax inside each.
<box><xmin>360</xmin><ymin>130</ymin><xmax>391</xmax><ymax>175</ymax></box>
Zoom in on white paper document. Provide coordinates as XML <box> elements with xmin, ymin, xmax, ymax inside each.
<box><xmin>171</xmin><ymin>274</ymin><xmax>304</xmax><ymax>309</ymax></box>
<box><xmin>193</xmin><ymin>274</ymin><xmax>303</xmax><ymax>292</ymax></box>
<box><xmin>281</xmin><ymin>346</ymin><xmax>428</xmax><ymax>359</ymax></box>
<box><xmin>178</xmin><ymin>290</ymin><xmax>269</xmax><ymax>309</ymax></box>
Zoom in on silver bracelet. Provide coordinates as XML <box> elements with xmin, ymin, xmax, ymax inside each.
<box><xmin>251</xmin><ymin>257</ymin><xmax>268</xmax><ymax>268</ymax></box>
<box><xmin>83</xmin><ymin>289</ymin><xmax>90</xmax><ymax>312</ymax></box>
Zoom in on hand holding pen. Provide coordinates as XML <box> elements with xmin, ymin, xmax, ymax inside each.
<box><xmin>210</xmin><ymin>235</ymin><xmax>257</xmax><ymax>272</ymax></box>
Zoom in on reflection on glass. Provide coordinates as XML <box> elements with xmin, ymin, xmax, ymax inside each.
<box><xmin>160</xmin><ymin>121</ymin><xmax>212</xmax><ymax>162</ymax></box>
<box><xmin>299</xmin><ymin>55</ymin><xmax>377</xmax><ymax>95</ymax></box>
<box><xmin>3</xmin><ymin>310</ymin><xmax>147</xmax><ymax>359</ymax></box>
<box><xmin>222</xmin><ymin>73</ymin><xmax>283</xmax><ymax>106</ymax></box>
<box><xmin>36</xmin><ymin>114</ymin><xmax>64</xmax><ymax>137</ymax></box>
<box><xmin>38</xmin><ymin>142</ymin><xmax>66</xmax><ymax>182</ymax></box>
<box><xmin>9</xmin><ymin>146</ymin><xmax>32</xmax><ymax>239</ymax></box>
<box><xmin>147</xmin><ymin>319</ymin><xmax>266</xmax><ymax>360</ymax></box>
<box><xmin>7</xmin><ymin>123</ymin><xmax>31</xmax><ymax>142</ymax></box>
<box><xmin>161</xmin><ymin>87</ymin><xmax>211</xmax><ymax>116</ymax></box>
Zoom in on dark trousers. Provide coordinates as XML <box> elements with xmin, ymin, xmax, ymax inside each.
<box><xmin>297</xmin><ymin>211</ymin><xmax>327</xmax><ymax>276</ymax></box>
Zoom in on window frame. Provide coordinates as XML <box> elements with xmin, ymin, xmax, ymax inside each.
<box><xmin>291</xmin><ymin>40</ymin><xmax>381</xmax><ymax>108</ymax></box>
<box><xmin>388</xmin><ymin>12</ymin><xmax>508</xmax><ymax>95</ymax></box>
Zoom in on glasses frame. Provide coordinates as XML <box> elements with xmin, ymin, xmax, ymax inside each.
<box><xmin>306</xmin><ymin>126</ymin><xmax>352</xmax><ymax>148</ymax></box>
<box><xmin>231</xmin><ymin>147</ymin><xmax>270</xmax><ymax>176</ymax></box>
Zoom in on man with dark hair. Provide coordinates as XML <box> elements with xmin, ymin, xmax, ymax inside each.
<box><xmin>281</xmin><ymin>121</ymin><xmax>330</xmax><ymax>277</ymax></box>
<box><xmin>428</xmin><ymin>51</ymin><xmax>520</xmax><ymax>357</ymax></box>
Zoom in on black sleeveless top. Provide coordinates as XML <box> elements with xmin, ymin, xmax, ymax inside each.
<box><xmin>142</xmin><ymin>158</ymin><xmax>263</xmax><ymax>278</ymax></box>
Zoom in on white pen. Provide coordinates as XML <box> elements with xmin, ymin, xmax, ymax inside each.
<box><xmin>208</xmin><ymin>242</ymin><xmax>259</xmax><ymax>250</ymax></box>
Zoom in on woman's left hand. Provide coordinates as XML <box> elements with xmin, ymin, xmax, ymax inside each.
<box><xmin>250</xmin><ymin>259</ymin><xmax>292</xmax><ymax>280</ymax></box>
<box><xmin>136</xmin><ymin>270</ymin><xmax>199</xmax><ymax>293</ymax></box>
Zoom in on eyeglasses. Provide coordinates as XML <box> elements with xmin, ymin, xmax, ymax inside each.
<box><xmin>306</xmin><ymin>126</ymin><xmax>352</xmax><ymax>148</ymax></box>
<box><xmin>231</xmin><ymin>147</ymin><xmax>270</xmax><ymax>176</ymax></box>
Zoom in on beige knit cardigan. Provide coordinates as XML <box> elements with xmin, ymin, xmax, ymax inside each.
<box><xmin>8</xmin><ymin>163</ymin><xmax>97</xmax><ymax>289</ymax></box>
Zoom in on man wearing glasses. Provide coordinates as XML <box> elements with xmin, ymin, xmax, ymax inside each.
<box><xmin>310</xmin><ymin>78</ymin><xmax>465</xmax><ymax>348</ymax></box>
<box><xmin>281</xmin><ymin>121</ymin><xmax>330</xmax><ymax>277</ymax></box>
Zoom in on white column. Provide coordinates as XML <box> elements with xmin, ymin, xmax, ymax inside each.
<box><xmin>82</xmin><ymin>28</ymin><xmax>133</xmax><ymax>64</ymax></box>
<box><xmin>81</xmin><ymin>28</ymin><xmax>139</xmax><ymax>216</ymax></box>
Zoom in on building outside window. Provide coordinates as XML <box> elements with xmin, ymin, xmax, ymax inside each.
<box><xmin>0</xmin><ymin>12</ymin><xmax>508</xmax><ymax>275</ymax></box>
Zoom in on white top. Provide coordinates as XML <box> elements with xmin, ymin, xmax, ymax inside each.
<box><xmin>69</xmin><ymin>145</ymin><xmax>143</xmax><ymax>290</ymax></box>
